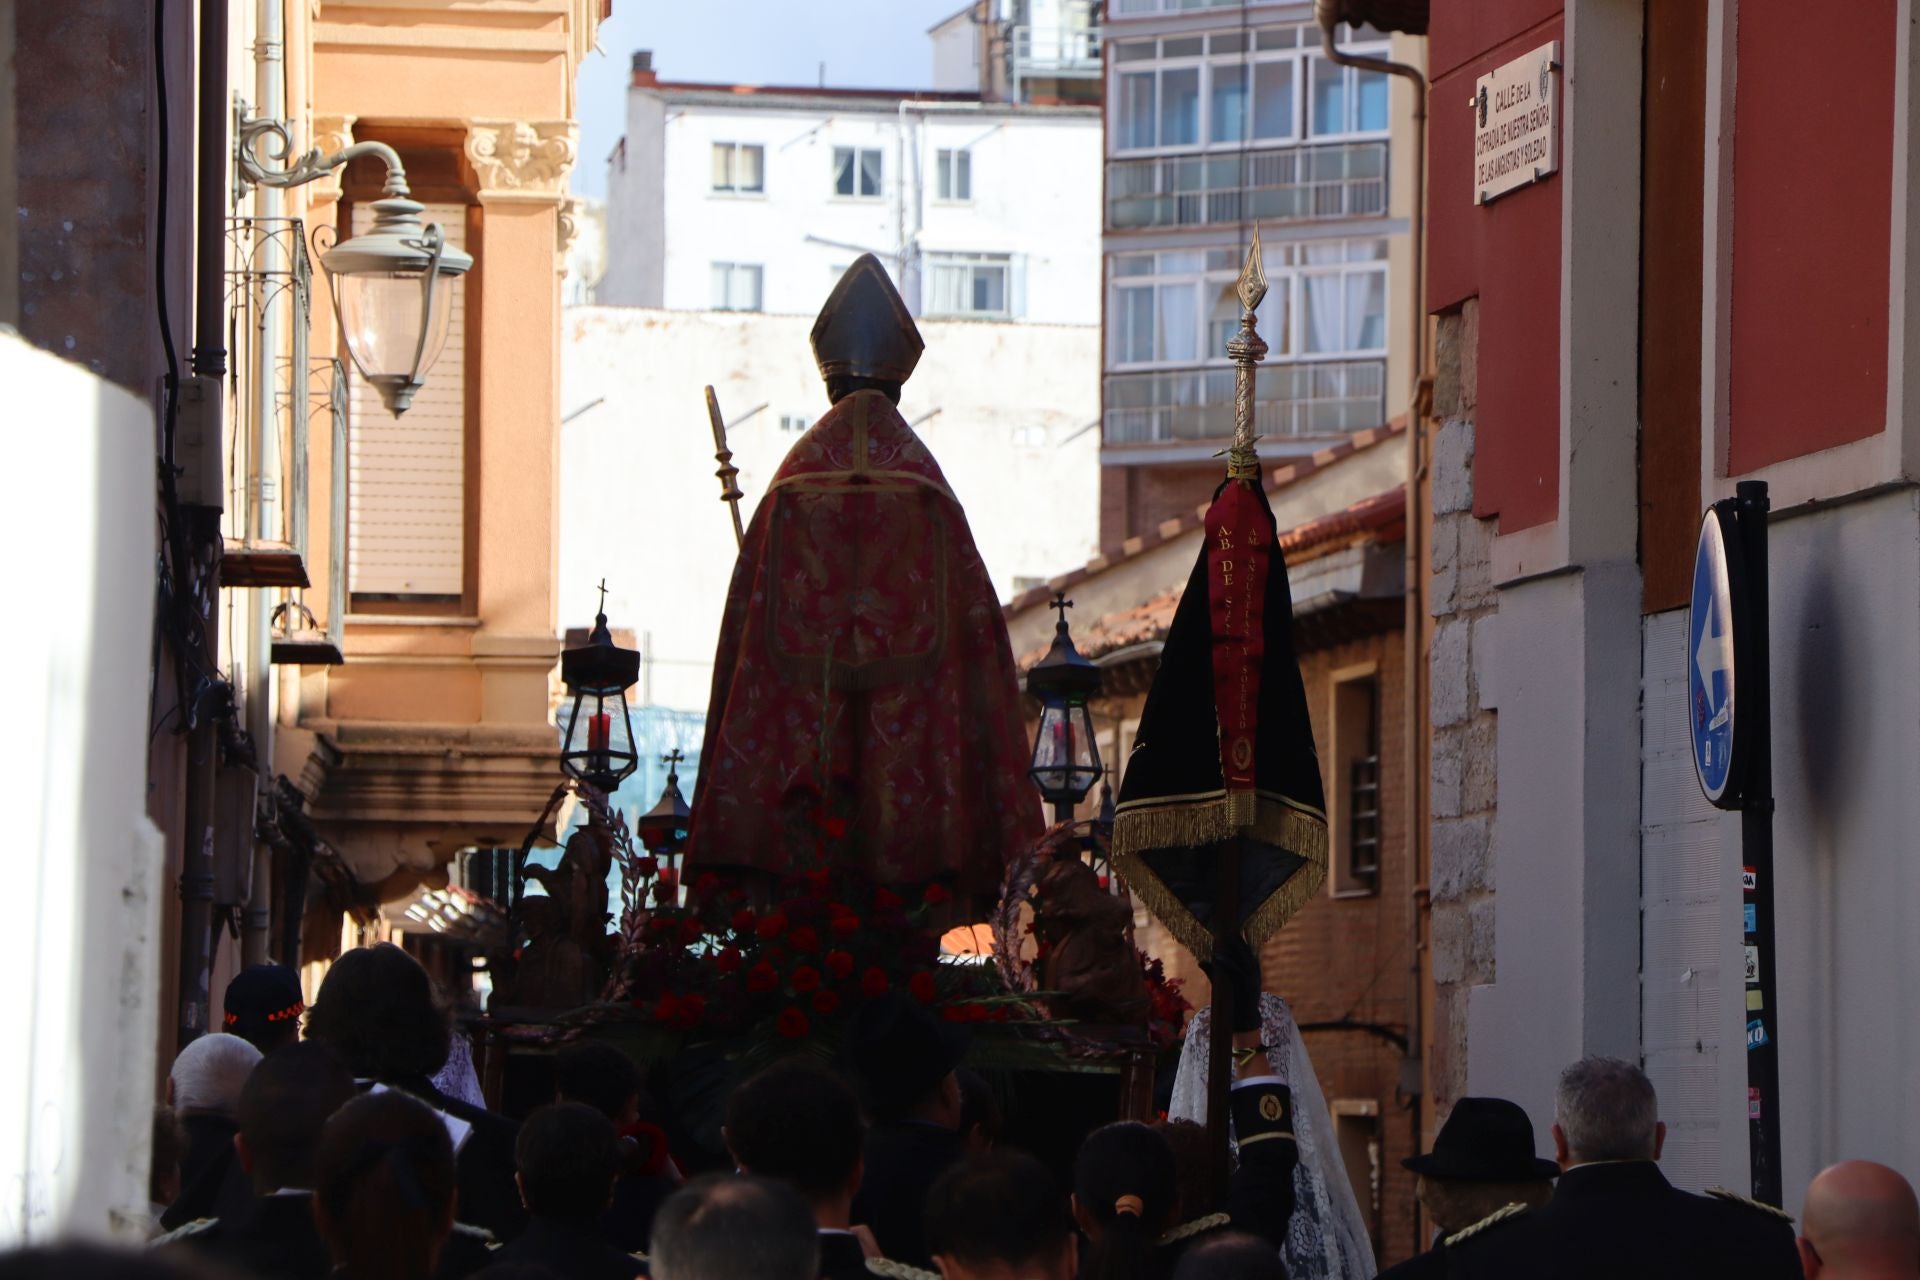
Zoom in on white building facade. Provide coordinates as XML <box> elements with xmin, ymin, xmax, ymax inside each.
<box><xmin>598</xmin><ymin>63</ymin><xmax>1101</xmax><ymax>327</ymax></box>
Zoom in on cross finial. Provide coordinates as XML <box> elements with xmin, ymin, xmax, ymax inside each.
<box><xmin>661</xmin><ymin>748</ymin><xmax>684</xmax><ymax>781</ymax></box>
<box><xmin>1050</xmin><ymin>592</ymin><xmax>1073</xmax><ymax>627</ymax></box>
<box><xmin>595</xmin><ymin>578</ymin><xmax>608</xmax><ymax>618</ymax></box>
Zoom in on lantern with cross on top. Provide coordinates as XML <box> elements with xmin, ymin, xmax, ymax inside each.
<box><xmin>1026</xmin><ymin>593</ymin><xmax>1105</xmax><ymax>825</ymax></box>
<box><xmin>559</xmin><ymin>581</ymin><xmax>642</xmax><ymax>799</ymax></box>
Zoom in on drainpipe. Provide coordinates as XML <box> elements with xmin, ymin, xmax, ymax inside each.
<box><xmin>179</xmin><ymin>0</ymin><xmax>231</xmax><ymax>1050</ymax></box>
<box><xmin>1318</xmin><ymin>9</ymin><xmax>1429</xmax><ymax>1259</ymax></box>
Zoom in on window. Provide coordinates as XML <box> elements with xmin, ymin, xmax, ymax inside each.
<box><xmin>926</xmin><ymin>253</ymin><xmax>1013</xmax><ymax>319</ymax></box>
<box><xmin>710</xmin><ymin>142</ymin><xmax>764</xmax><ymax>193</ymax></box>
<box><xmin>1109</xmin><ymin>23</ymin><xmax>1385</xmax><ymax>153</ymax></box>
<box><xmin>1329</xmin><ymin>668</ymin><xmax>1381</xmax><ymax>895</ymax></box>
<box><xmin>833</xmin><ymin>146</ymin><xmax>883</xmax><ymax>198</ymax></box>
<box><xmin>1332</xmin><ymin>1102</ymin><xmax>1383</xmax><ymax>1250</ymax></box>
<box><xmin>937</xmin><ymin>148</ymin><xmax>972</xmax><ymax>201</ymax></box>
<box><xmin>710</xmin><ymin>262</ymin><xmax>763</xmax><ymax>311</ymax></box>
<box><xmin>778</xmin><ymin>413</ymin><xmax>810</xmax><ymax>433</ymax></box>
<box><xmin>348</xmin><ymin>198</ymin><xmax>469</xmax><ymax>603</ymax></box>
<box><xmin>1113</xmin><ymin>241</ymin><xmax>1388</xmax><ymax>367</ymax></box>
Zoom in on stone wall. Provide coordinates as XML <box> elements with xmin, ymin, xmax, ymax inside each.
<box><xmin>1426</xmin><ymin>299</ymin><xmax>1497</xmax><ymax>1116</ymax></box>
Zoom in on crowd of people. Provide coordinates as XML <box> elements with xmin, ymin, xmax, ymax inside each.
<box><xmin>3</xmin><ymin>942</ymin><xmax>1915</xmax><ymax>1279</ymax></box>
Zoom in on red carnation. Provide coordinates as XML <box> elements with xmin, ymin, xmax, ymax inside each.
<box><xmin>923</xmin><ymin>884</ymin><xmax>951</xmax><ymax>907</ymax></box>
<box><xmin>860</xmin><ymin>967</ymin><xmax>890</xmax><ymax>998</ymax></box>
<box><xmin>776</xmin><ymin>1007</ymin><xmax>810</xmax><ymax>1039</ymax></box>
<box><xmin>634</xmin><ymin>855</ymin><xmax>659</xmax><ymax>878</ymax></box>
<box><xmin>746</xmin><ymin>961</ymin><xmax>779</xmax><ymax>994</ymax></box>
<box><xmin>678</xmin><ymin>918</ymin><xmax>705</xmax><ymax>945</ymax></box>
<box><xmin>909</xmin><ymin>971</ymin><xmax>937</xmax><ymax>1003</ymax></box>
<box><xmin>791</xmin><ymin>965</ymin><xmax>823</xmax><ymax>994</ymax></box>
<box><xmin>731</xmin><ymin>907</ymin><xmax>757</xmax><ymax>934</ymax></box>
<box><xmin>714</xmin><ymin>946</ymin><xmax>744</xmax><ymax>975</ymax></box>
<box><xmin>825</xmin><ymin>949</ymin><xmax>855</xmax><ymax>980</ymax></box>
<box><xmin>756</xmin><ymin>911</ymin><xmax>789</xmax><ymax>941</ymax></box>
<box><xmin>873</xmin><ymin>887</ymin><xmax>903</xmax><ymax>911</ymax></box>
<box><xmin>830</xmin><ymin>914</ymin><xmax>860</xmax><ymax>938</ymax></box>
<box><xmin>789</xmin><ymin>926</ymin><xmax>821</xmax><ymax>954</ymax></box>
<box><xmin>812</xmin><ymin>990</ymin><xmax>842</xmax><ymax>1016</ymax></box>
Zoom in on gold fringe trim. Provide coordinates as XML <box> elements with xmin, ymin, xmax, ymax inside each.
<box><xmin>866</xmin><ymin>1260</ymin><xmax>941</xmax><ymax>1280</ymax></box>
<box><xmin>1112</xmin><ymin>795</ymin><xmax>1328</xmax><ymax>958</ymax></box>
<box><xmin>1157</xmin><ymin>1213</ymin><xmax>1231</xmax><ymax>1246</ymax></box>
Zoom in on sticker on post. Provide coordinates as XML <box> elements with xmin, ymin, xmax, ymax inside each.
<box><xmin>1743</xmin><ymin>867</ymin><xmax>1757</xmax><ymax>891</ymax></box>
<box><xmin>1747</xmin><ymin>988</ymin><xmax>1764</xmax><ymax>1011</ymax></box>
<box><xmin>1749</xmin><ymin>1087</ymin><xmax>1762</xmax><ymax>1119</ymax></box>
<box><xmin>1745</xmin><ymin>946</ymin><xmax>1760</xmax><ymax>985</ymax></box>
<box><xmin>1744</xmin><ymin>903</ymin><xmax>1757</xmax><ymax>935</ymax></box>
<box><xmin>1747</xmin><ymin>1018</ymin><xmax>1769</xmax><ymax>1051</ymax></box>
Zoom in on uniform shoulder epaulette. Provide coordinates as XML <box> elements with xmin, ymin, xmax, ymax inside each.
<box><xmin>1443</xmin><ymin>1202</ymin><xmax>1530</xmax><ymax>1248</ymax></box>
<box><xmin>450</xmin><ymin>1221</ymin><xmax>498</xmax><ymax>1247</ymax></box>
<box><xmin>866</xmin><ymin>1258</ymin><xmax>940</xmax><ymax>1280</ymax></box>
<box><xmin>1705</xmin><ymin>1186</ymin><xmax>1794</xmax><ymax>1222</ymax></box>
<box><xmin>150</xmin><ymin>1217</ymin><xmax>219</xmax><ymax>1247</ymax></box>
<box><xmin>1158</xmin><ymin>1212</ymin><xmax>1231</xmax><ymax>1245</ymax></box>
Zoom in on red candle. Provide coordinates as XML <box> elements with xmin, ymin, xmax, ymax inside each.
<box><xmin>588</xmin><ymin>712</ymin><xmax>610</xmax><ymax>753</ymax></box>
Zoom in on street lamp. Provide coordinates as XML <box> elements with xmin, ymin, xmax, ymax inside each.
<box><xmin>237</xmin><ymin>111</ymin><xmax>473</xmax><ymax>415</ymax></box>
<box><xmin>637</xmin><ymin>750</ymin><xmax>692</xmax><ymax>856</ymax></box>
<box><xmin>559</xmin><ymin>593</ymin><xmax>641</xmax><ymax>798</ymax></box>
<box><xmin>1027</xmin><ymin>593</ymin><xmax>1104</xmax><ymax>826</ymax></box>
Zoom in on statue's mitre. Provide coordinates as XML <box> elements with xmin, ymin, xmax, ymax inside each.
<box><xmin>811</xmin><ymin>254</ymin><xmax>924</xmax><ymax>384</ymax></box>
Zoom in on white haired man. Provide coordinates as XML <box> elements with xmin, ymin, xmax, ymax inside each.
<box><xmin>1446</xmin><ymin>1056</ymin><xmax>1801</xmax><ymax>1279</ymax></box>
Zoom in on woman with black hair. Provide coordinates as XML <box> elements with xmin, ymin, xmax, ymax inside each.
<box><xmin>1073</xmin><ymin>1122</ymin><xmax>1182</xmax><ymax>1280</ymax></box>
<box><xmin>306</xmin><ymin>943</ymin><xmax>524</xmax><ymax>1240</ymax></box>
<box><xmin>313</xmin><ymin>1091</ymin><xmax>459</xmax><ymax>1280</ymax></box>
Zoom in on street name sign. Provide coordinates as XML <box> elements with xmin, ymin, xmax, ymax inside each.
<box><xmin>1473</xmin><ymin>41</ymin><xmax>1560</xmax><ymax>205</ymax></box>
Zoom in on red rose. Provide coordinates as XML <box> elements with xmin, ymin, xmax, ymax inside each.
<box><xmin>731</xmin><ymin>907</ymin><xmax>757</xmax><ymax>934</ymax></box>
<box><xmin>941</xmin><ymin>1005</ymin><xmax>969</xmax><ymax>1023</ymax></box>
<box><xmin>825</xmin><ymin>950</ymin><xmax>855</xmax><ymax>980</ymax></box>
<box><xmin>967</xmin><ymin>1003</ymin><xmax>993</xmax><ymax>1023</ymax></box>
<box><xmin>803</xmin><ymin>868</ymin><xmax>833</xmax><ymax>896</ymax></box>
<box><xmin>678</xmin><ymin>918</ymin><xmax>705</xmax><ymax>945</ymax></box>
<box><xmin>923</xmin><ymin>884</ymin><xmax>951</xmax><ymax>907</ymax></box>
<box><xmin>756</xmin><ymin>912</ymin><xmax>788</xmax><ymax>941</ymax></box>
<box><xmin>746</xmin><ymin>962</ymin><xmax>779</xmax><ymax>994</ymax></box>
<box><xmin>830</xmin><ymin>914</ymin><xmax>860</xmax><ymax>938</ymax></box>
<box><xmin>812</xmin><ymin>990</ymin><xmax>841</xmax><ymax>1016</ymax></box>
<box><xmin>653</xmin><ymin>994</ymin><xmax>681</xmax><ymax>1024</ymax></box>
<box><xmin>789</xmin><ymin>926</ymin><xmax>821</xmax><ymax>954</ymax></box>
<box><xmin>820</xmin><ymin>816</ymin><xmax>849</xmax><ymax>839</ymax></box>
<box><xmin>677</xmin><ymin>993</ymin><xmax>707</xmax><ymax>1029</ymax></box>
<box><xmin>860</xmin><ymin>967</ymin><xmax>890</xmax><ymax>998</ymax></box>
<box><xmin>873</xmin><ymin>888</ymin><xmax>903</xmax><ymax>911</ymax></box>
<box><xmin>659</xmin><ymin>867</ymin><xmax>680</xmax><ymax>893</ymax></box>
<box><xmin>791</xmin><ymin>965</ymin><xmax>822</xmax><ymax>994</ymax></box>
<box><xmin>776</xmin><ymin>1007</ymin><xmax>810</xmax><ymax>1039</ymax></box>
<box><xmin>909</xmin><ymin>971</ymin><xmax>937</xmax><ymax>1003</ymax></box>
<box><xmin>634</xmin><ymin>855</ymin><xmax>658</xmax><ymax>879</ymax></box>
<box><xmin>652</xmin><ymin>882</ymin><xmax>675</xmax><ymax>905</ymax></box>
<box><xmin>694</xmin><ymin>873</ymin><xmax>721</xmax><ymax>897</ymax></box>
<box><xmin>714</xmin><ymin>946</ymin><xmax>744</xmax><ymax>975</ymax></box>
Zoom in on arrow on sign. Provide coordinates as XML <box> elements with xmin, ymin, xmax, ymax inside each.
<box><xmin>1696</xmin><ymin>597</ymin><xmax>1734</xmax><ymax>729</ymax></box>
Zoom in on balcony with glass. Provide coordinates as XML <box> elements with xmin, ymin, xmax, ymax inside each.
<box><xmin>1103</xmin><ymin>239</ymin><xmax>1389</xmax><ymax>450</ymax></box>
<box><xmin>1106</xmin><ymin>25</ymin><xmax>1391</xmax><ymax>231</ymax></box>
<box><xmin>1009</xmin><ymin>0</ymin><xmax>1103</xmax><ymax>101</ymax></box>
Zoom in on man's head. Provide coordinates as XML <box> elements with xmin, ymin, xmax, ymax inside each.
<box><xmin>1799</xmin><ymin>1160</ymin><xmax>1920</xmax><ymax>1278</ymax></box>
<box><xmin>553</xmin><ymin>1041</ymin><xmax>645</xmax><ymax>1127</ymax></box>
<box><xmin>1402</xmin><ymin>1096</ymin><xmax>1559</xmax><ymax>1232</ymax></box>
<box><xmin>956</xmin><ymin>1069</ymin><xmax>1001</xmax><ymax>1155</ymax></box>
<box><xmin>169</xmin><ymin>1032</ymin><xmax>263</xmax><ymax>1120</ymax></box>
<box><xmin>723</xmin><ymin>1060</ymin><xmax>865</xmax><ymax>1216</ymax></box>
<box><xmin>848</xmin><ymin>992</ymin><xmax>968</xmax><ymax>1126</ymax></box>
<box><xmin>234</xmin><ymin>1042</ymin><xmax>357</xmax><ymax>1193</ymax></box>
<box><xmin>925</xmin><ymin>1153</ymin><xmax>1076</xmax><ymax>1280</ymax></box>
<box><xmin>1415</xmin><ymin>1175</ymin><xmax>1554</xmax><ymax>1236</ymax></box>
<box><xmin>515</xmin><ymin>1101</ymin><xmax>623</xmax><ymax>1224</ymax></box>
<box><xmin>1169</xmin><ymin>1232</ymin><xmax>1287</xmax><ymax>1280</ymax></box>
<box><xmin>223</xmin><ymin>964</ymin><xmax>306</xmax><ymax>1053</ymax></box>
<box><xmin>150</xmin><ymin>1107</ymin><xmax>185</xmax><ymax>1208</ymax></box>
<box><xmin>1552</xmin><ymin>1057</ymin><xmax>1663</xmax><ymax>1168</ymax></box>
<box><xmin>313</xmin><ymin>1091</ymin><xmax>458</xmax><ymax>1278</ymax></box>
<box><xmin>650</xmin><ymin>1174</ymin><xmax>819</xmax><ymax>1280</ymax></box>
<box><xmin>305</xmin><ymin>943</ymin><xmax>452</xmax><ymax>1083</ymax></box>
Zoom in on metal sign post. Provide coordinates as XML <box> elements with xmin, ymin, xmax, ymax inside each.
<box><xmin>1687</xmin><ymin>479</ymin><xmax>1780</xmax><ymax>1205</ymax></box>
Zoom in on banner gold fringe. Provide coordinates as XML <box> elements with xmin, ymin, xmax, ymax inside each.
<box><xmin>1112</xmin><ymin>795</ymin><xmax>1328</xmax><ymax>958</ymax></box>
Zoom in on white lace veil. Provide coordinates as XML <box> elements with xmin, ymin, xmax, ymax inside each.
<box><xmin>1169</xmin><ymin>993</ymin><xmax>1377</xmax><ymax>1280</ymax></box>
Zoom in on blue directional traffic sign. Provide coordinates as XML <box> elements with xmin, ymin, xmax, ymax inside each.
<box><xmin>1689</xmin><ymin>506</ymin><xmax>1746</xmax><ymax>807</ymax></box>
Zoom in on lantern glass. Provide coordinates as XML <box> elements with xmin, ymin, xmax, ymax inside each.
<box><xmin>560</xmin><ymin>687</ymin><xmax>638</xmax><ymax>794</ymax></box>
<box><xmin>1029</xmin><ymin>699</ymin><xmax>1102</xmax><ymax>806</ymax></box>
<box><xmin>334</xmin><ymin>269</ymin><xmax>452</xmax><ymax>389</ymax></box>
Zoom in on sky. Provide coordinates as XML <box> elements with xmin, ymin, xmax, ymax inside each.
<box><xmin>573</xmin><ymin>0</ymin><xmax>967</xmax><ymax>199</ymax></box>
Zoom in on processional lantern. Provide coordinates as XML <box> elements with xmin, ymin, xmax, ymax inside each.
<box><xmin>559</xmin><ymin>586</ymin><xmax>641</xmax><ymax>798</ymax></box>
<box><xmin>637</xmin><ymin>749</ymin><xmax>692</xmax><ymax>855</ymax></box>
<box><xmin>1027</xmin><ymin>594</ymin><xmax>1104</xmax><ymax>825</ymax></box>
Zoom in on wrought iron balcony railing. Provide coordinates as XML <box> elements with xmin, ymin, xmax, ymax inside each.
<box><xmin>1106</xmin><ymin>140</ymin><xmax>1388</xmax><ymax>231</ymax></box>
<box><xmin>1103</xmin><ymin>358</ymin><xmax>1386</xmax><ymax>446</ymax></box>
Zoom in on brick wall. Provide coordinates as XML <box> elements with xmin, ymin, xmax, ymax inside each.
<box><xmin>1426</xmin><ymin>300</ymin><xmax>1496</xmax><ymax>1123</ymax></box>
<box><xmin>1099</xmin><ymin>462</ymin><xmax>1228</xmax><ymax>548</ymax></box>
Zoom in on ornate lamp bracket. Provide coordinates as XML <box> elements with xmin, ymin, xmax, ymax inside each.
<box><xmin>235</xmin><ymin>103</ymin><xmax>410</xmax><ymax>200</ymax></box>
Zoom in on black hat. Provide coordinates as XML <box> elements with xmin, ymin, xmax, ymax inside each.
<box><xmin>846</xmin><ymin>992</ymin><xmax>968</xmax><ymax>1119</ymax></box>
<box><xmin>224</xmin><ymin>963</ymin><xmax>305</xmax><ymax>1045</ymax></box>
<box><xmin>1401</xmin><ymin>1097</ymin><xmax>1560</xmax><ymax>1182</ymax></box>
